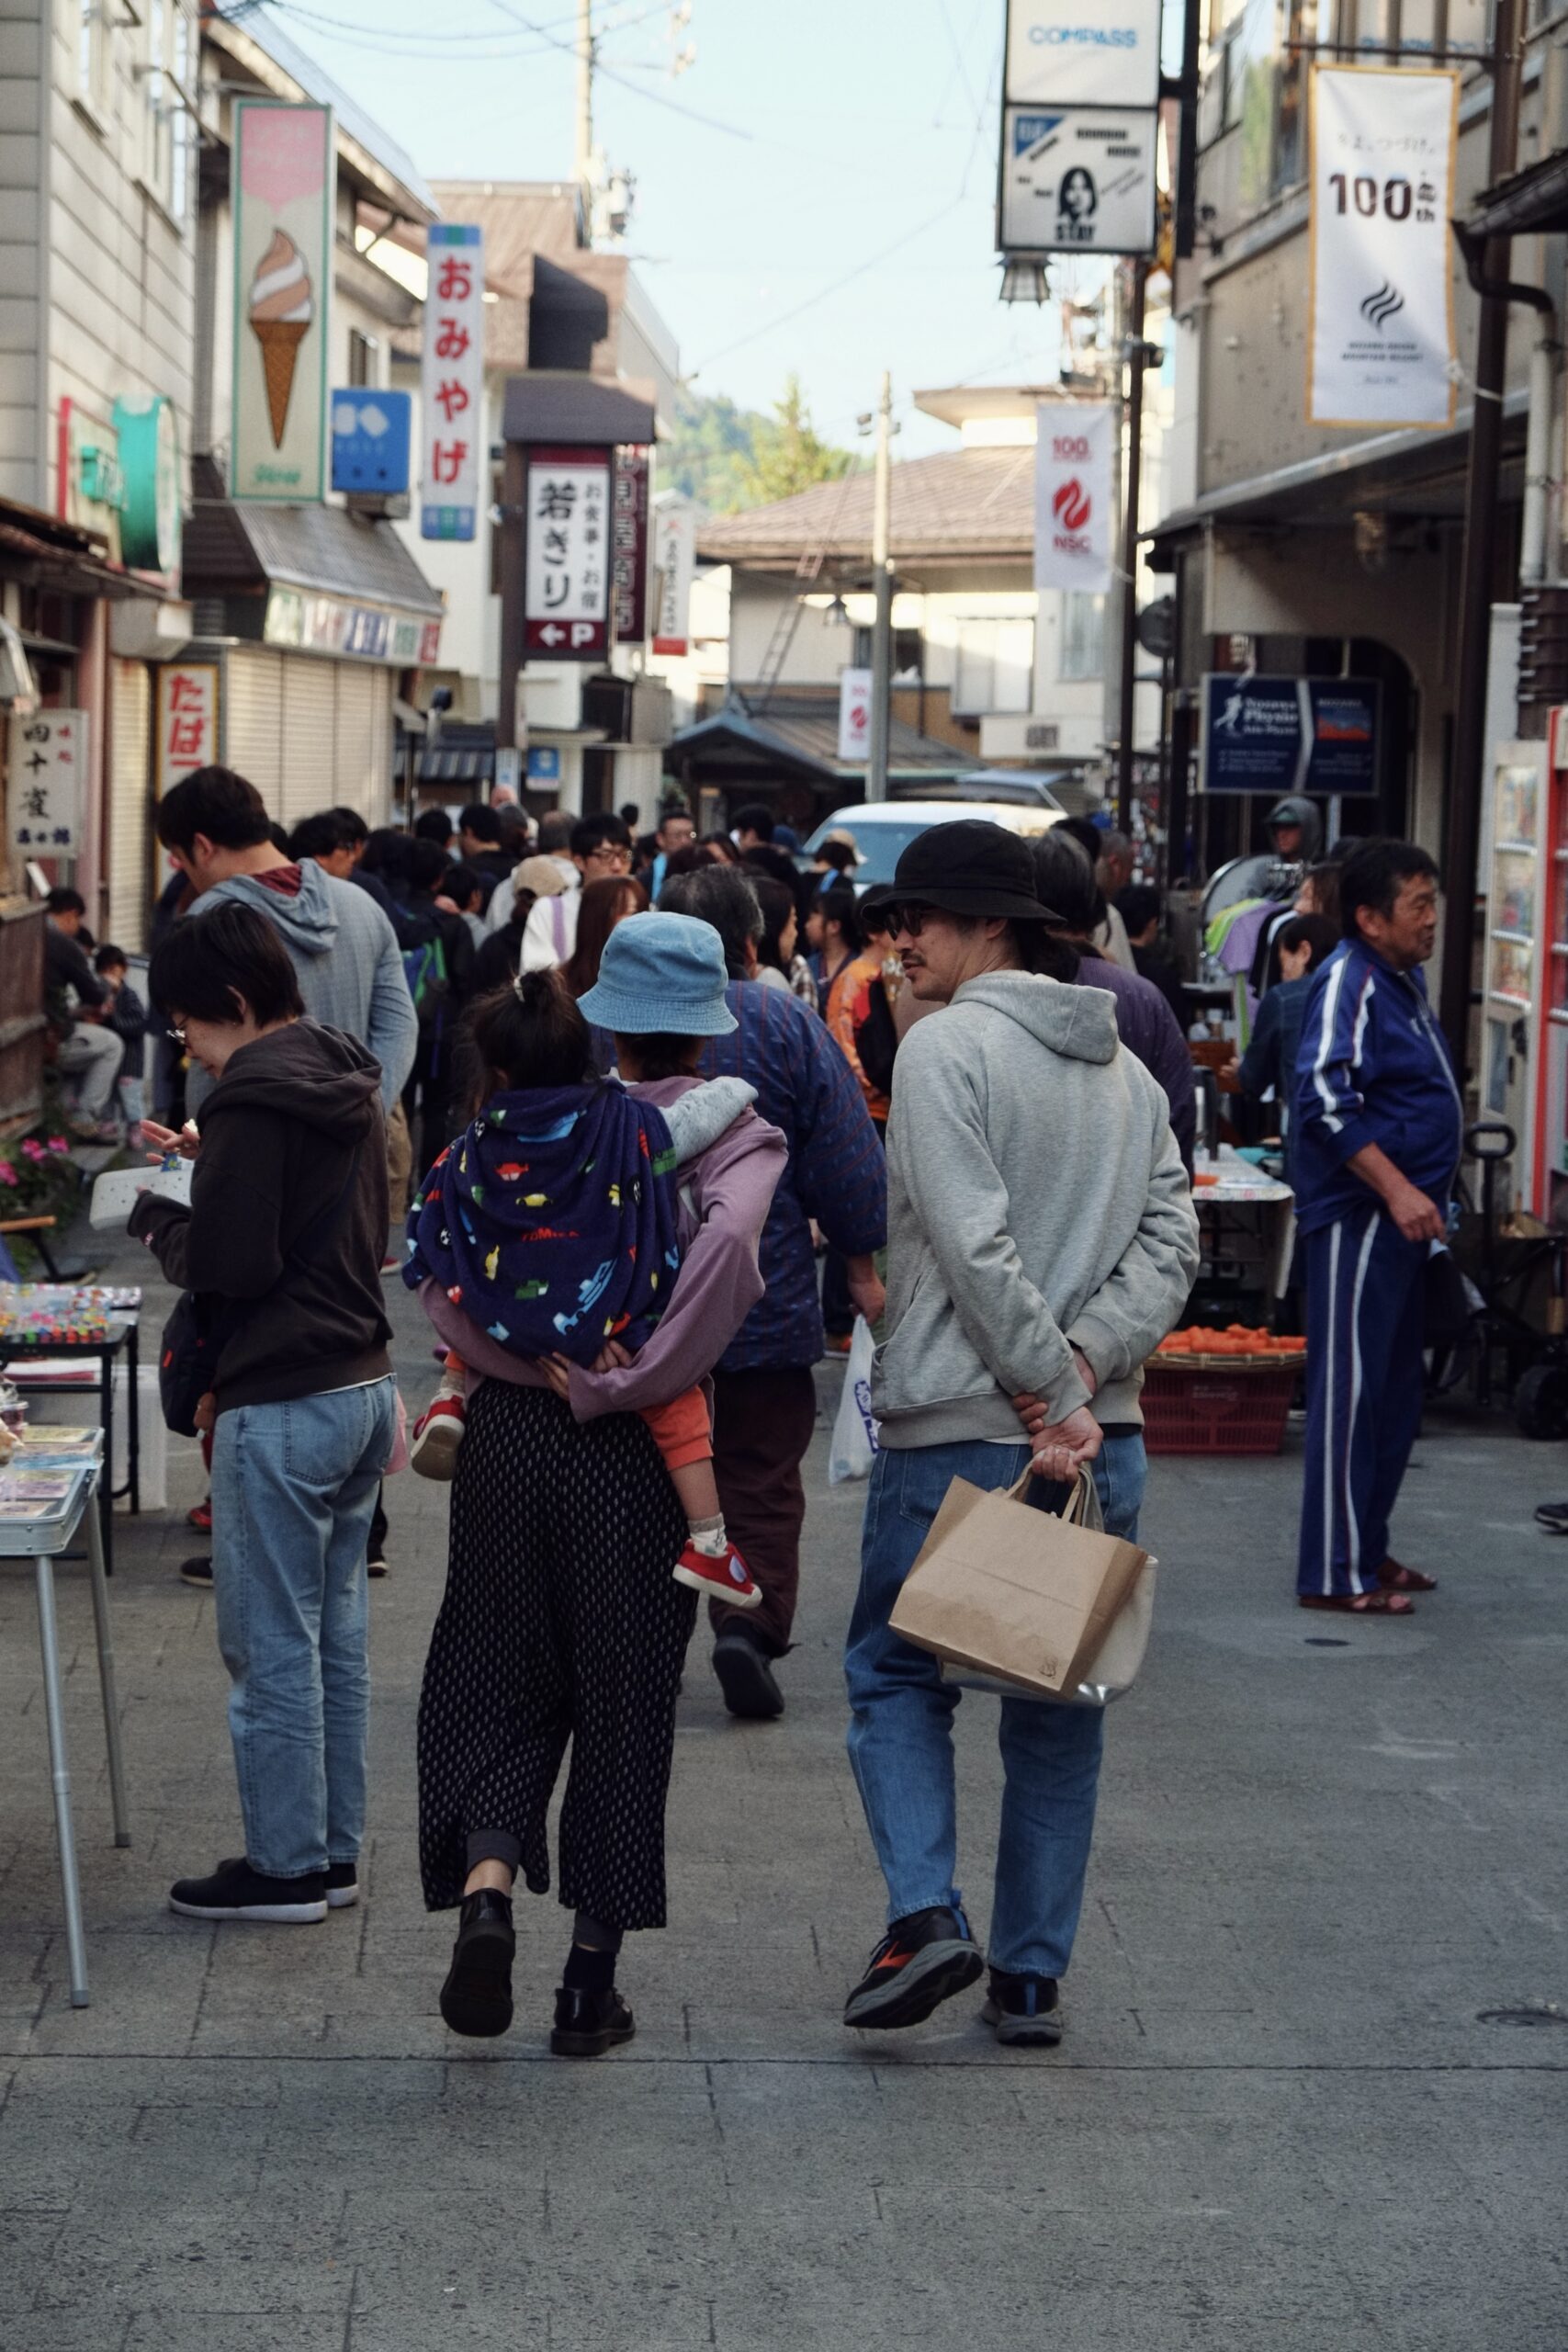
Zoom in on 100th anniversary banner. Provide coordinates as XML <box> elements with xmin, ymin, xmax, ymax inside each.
<box><xmin>1307</xmin><ymin>65</ymin><xmax>1460</xmax><ymax>431</ymax></box>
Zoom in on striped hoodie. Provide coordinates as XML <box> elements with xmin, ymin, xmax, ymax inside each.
<box><xmin>1291</xmin><ymin>940</ymin><xmax>1463</xmax><ymax>1237</ymax></box>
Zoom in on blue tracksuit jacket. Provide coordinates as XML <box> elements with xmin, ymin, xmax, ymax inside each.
<box><xmin>1292</xmin><ymin>940</ymin><xmax>1462</xmax><ymax>1237</ymax></box>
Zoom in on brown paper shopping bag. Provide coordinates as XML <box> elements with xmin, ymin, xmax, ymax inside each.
<box><xmin>888</xmin><ymin>1466</ymin><xmax>1149</xmax><ymax>1700</ymax></box>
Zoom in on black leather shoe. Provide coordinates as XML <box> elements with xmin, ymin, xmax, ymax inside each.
<box><xmin>712</xmin><ymin>1627</ymin><xmax>784</xmax><ymax>1720</ymax></box>
<box><xmin>550</xmin><ymin>1983</ymin><xmax>636</xmax><ymax>2057</ymax></box>
<box><xmin>439</xmin><ymin>1889</ymin><xmax>515</xmax><ymax>2039</ymax></box>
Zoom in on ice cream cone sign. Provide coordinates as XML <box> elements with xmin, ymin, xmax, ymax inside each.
<box><xmin>249</xmin><ymin>231</ymin><xmax>314</xmax><ymax>448</ymax></box>
<box><xmin>231</xmin><ymin>102</ymin><xmax>332</xmax><ymax>501</ymax></box>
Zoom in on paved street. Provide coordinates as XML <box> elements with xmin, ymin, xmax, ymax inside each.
<box><xmin>2</xmin><ymin>1227</ymin><xmax>1565</xmax><ymax>2350</ymax></box>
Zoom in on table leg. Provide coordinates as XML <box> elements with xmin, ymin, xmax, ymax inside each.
<box><xmin>127</xmin><ymin>1324</ymin><xmax>141</xmax><ymax>1515</ymax></box>
<box><xmin>99</xmin><ymin>1351</ymin><xmax>114</xmax><ymax>1579</ymax></box>
<box><xmin>34</xmin><ymin>1557</ymin><xmax>90</xmax><ymax>2008</ymax></box>
<box><xmin>85</xmin><ymin>1500</ymin><xmax>130</xmax><ymax>1849</ymax></box>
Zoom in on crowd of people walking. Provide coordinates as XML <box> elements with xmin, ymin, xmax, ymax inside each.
<box><xmin>98</xmin><ymin>766</ymin><xmax>1454</xmax><ymax>2060</ymax></box>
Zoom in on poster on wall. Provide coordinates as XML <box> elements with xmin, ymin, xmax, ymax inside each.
<box><xmin>231</xmin><ymin>103</ymin><xmax>333</xmax><ymax>502</ymax></box>
<box><xmin>1034</xmin><ymin>401</ymin><xmax>1114</xmax><ymax>594</ymax></box>
<box><xmin>1307</xmin><ymin>65</ymin><xmax>1459</xmax><ymax>429</ymax></box>
<box><xmin>421</xmin><ymin>222</ymin><xmax>484</xmax><ymax>540</ymax></box>
<box><xmin>1200</xmin><ymin>674</ymin><xmax>1380</xmax><ymax>795</ymax></box>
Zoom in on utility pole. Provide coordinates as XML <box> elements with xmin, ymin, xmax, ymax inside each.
<box><xmin>1115</xmin><ymin>259</ymin><xmax>1150</xmax><ymax>833</ymax></box>
<box><xmin>575</xmin><ymin>0</ymin><xmax>593</xmax><ymax>191</ymax></box>
<box><xmin>867</xmin><ymin>369</ymin><xmax>894</xmax><ymax>803</ymax></box>
<box><xmin>1438</xmin><ymin>0</ymin><xmax>1524</xmax><ymax>1071</ymax></box>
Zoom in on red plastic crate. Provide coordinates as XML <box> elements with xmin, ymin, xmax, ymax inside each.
<box><xmin>1141</xmin><ymin>1361</ymin><xmax>1299</xmax><ymax>1455</ymax></box>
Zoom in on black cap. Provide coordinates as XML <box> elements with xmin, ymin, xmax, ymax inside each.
<box><xmin>862</xmin><ymin>819</ymin><xmax>1060</xmax><ymax>924</ymax></box>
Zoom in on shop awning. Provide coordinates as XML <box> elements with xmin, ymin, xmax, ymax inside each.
<box><xmin>183</xmin><ymin>464</ymin><xmax>445</xmax><ymax>664</ymax></box>
<box><xmin>1466</xmin><ymin>150</ymin><xmax>1568</xmax><ymax>241</ymax></box>
<box><xmin>1145</xmin><ymin>385</ymin><xmax>1529</xmax><ymax>557</ymax></box>
<box><xmin>0</xmin><ymin>495</ymin><xmax>162</xmax><ymax>599</ymax></box>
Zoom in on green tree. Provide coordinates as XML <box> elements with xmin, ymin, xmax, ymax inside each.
<box><xmin>662</xmin><ymin>390</ymin><xmax>764</xmax><ymax>513</ymax></box>
<box><xmin>740</xmin><ymin>373</ymin><xmax>854</xmax><ymax>505</ymax></box>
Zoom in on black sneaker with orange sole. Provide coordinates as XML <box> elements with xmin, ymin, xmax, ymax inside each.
<box><xmin>843</xmin><ymin>1904</ymin><xmax>984</xmax><ymax>2031</ymax></box>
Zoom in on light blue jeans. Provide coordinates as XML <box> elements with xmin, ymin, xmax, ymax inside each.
<box><xmin>845</xmin><ymin>1432</ymin><xmax>1146</xmax><ymax>1981</ymax></box>
<box><xmin>209</xmin><ymin>1379</ymin><xmax>397</xmax><ymax>1880</ymax></box>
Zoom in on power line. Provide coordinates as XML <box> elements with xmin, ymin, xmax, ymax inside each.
<box><xmin>486</xmin><ymin>0</ymin><xmax>751</xmax><ymax>141</ymax></box>
<box><xmin>689</xmin><ymin>196</ymin><xmax>967</xmax><ymax>379</ymax></box>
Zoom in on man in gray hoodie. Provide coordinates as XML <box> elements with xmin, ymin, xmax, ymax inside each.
<box><xmin>842</xmin><ymin>821</ymin><xmax>1199</xmax><ymax>2047</ymax></box>
<box><xmin>155</xmin><ymin>768</ymin><xmax>417</xmax><ymax>1122</ymax></box>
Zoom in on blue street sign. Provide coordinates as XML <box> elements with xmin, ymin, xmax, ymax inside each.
<box><xmin>1201</xmin><ymin>674</ymin><xmax>1380</xmax><ymax>796</ymax></box>
<box><xmin>526</xmin><ymin>746</ymin><xmax>562</xmax><ymax>782</ymax></box>
<box><xmin>331</xmin><ymin>390</ymin><xmax>412</xmax><ymax>496</ymax></box>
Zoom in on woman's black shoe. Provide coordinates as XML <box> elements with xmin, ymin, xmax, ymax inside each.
<box><xmin>439</xmin><ymin>1889</ymin><xmax>515</xmax><ymax>2038</ymax></box>
<box><xmin>550</xmin><ymin>1983</ymin><xmax>636</xmax><ymax>2057</ymax></box>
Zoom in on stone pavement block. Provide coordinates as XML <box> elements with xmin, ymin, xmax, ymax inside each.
<box><xmin>123</xmin><ymin>2320</ymin><xmax>346</xmax><ymax>2352</ymax></box>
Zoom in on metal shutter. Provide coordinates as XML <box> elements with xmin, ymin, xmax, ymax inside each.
<box><xmin>365</xmin><ymin>668</ymin><xmax>393</xmax><ymax>825</ymax></box>
<box><xmin>333</xmin><ymin>664</ymin><xmax>378</xmax><ymax>819</ymax></box>
<box><xmin>279</xmin><ymin>657</ymin><xmax>338</xmax><ymax>829</ymax></box>
<box><xmin>224</xmin><ymin>648</ymin><xmax>286</xmax><ymax>814</ymax></box>
<box><xmin>107</xmin><ymin>659</ymin><xmax>152</xmax><ymax>952</ymax></box>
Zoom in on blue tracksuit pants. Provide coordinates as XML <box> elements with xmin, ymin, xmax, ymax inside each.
<box><xmin>1297</xmin><ymin>1203</ymin><xmax>1427</xmax><ymax>1598</ymax></box>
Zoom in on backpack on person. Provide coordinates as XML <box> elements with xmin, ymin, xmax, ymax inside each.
<box><xmin>400</xmin><ymin>933</ymin><xmax>450</xmax><ymax>1029</ymax></box>
<box><xmin>853</xmin><ymin>980</ymin><xmax>899</xmax><ymax>1100</ymax></box>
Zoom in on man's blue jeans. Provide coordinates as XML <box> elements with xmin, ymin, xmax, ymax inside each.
<box><xmin>845</xmin><ymin>1433</ymin><xmax>1145</xmax><ymax>1981</ymax></box>
<box><xmin>209</xmin><ymin>1379</ymin><xmax>397</xmax><ymax>1881</ymax></box>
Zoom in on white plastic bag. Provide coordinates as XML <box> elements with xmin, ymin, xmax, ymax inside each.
<box><xmin>829</xmin><ymin>1315</ymin><xmax>879</xmax><ymax>1485</ymax></box>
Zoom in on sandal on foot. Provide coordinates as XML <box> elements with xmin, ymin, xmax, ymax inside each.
<box><xmin>1299</xmin><ymin>1590</ymin><xmax>1416</xmax><ymax>1616</ymax></box>
<box><xmin>1381</xmin><ymin>1557</ymin><xmax>1438</xmax><ymax>1592</ymax></box>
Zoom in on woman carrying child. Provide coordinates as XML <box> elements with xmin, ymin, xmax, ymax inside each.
<box><xmin>410</xmin><ymin>915</ymin><xmax>785</xmax><ymax>2053</ymax></box>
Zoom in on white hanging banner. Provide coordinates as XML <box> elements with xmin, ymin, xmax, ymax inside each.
<box><xmin>838</xmin><ymin>667</ymin><xmax>873</xmax><ymax>763</ymax></box>
<box><xmin>1307</xmin><ymin>65</ymin><xmax>1460</xmax><ymax>430</ymax></box>
<box><xmin>1034</xmin><ymin>401</ymin><xmax>1115</xmax><ymax>594</ymax></box>
<box><xmin>651</xmin><ymin>494</ymin><xmax>696</xmax><ymax>657</ymax></box>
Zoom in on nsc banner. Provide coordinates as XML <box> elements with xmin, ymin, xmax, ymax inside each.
<box><xmin>1307</xmin><ymin>64</ymin><xmax>1459</xmax><ymax>430</ymax></box>
<box><xmin>1034</xmin><ymin>401</ymin><xmax>1114</xmax><ymax>594</ymax></box>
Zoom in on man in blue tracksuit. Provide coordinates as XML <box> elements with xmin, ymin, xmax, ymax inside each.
<box><xmin>1292</xmin><ymin>840</ymin><xmax>1463</xmax><ymax>1613</ymax></box>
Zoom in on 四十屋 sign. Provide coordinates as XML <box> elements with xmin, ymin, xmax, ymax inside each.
<box><xmin>8</xmin><ymin>711</ymin><xmax>88</xmax><ymax>855</ymax></box>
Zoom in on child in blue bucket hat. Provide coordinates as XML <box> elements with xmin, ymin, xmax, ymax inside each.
<box><xmin>406</xmin><ymin>913</ymin><xmax>763</xmax><ymax>1611</ymax></box>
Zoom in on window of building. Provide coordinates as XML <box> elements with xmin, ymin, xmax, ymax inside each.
<box><xmin>1059</xmin><ymin>594</ymin><xmax>1105</xmax><ymax>684</ymax></box>
<box><xmin>952</xmin><ymin>617</ymin><xmax>1033</xmax><ymax>716</ymax></box>
<box><xmin>851</xmin><ymin>625</ymin><xmax>923</xmax><ymax>680</ymax></box>
<box><xmin>347</xmin><ymin>330</ymin><xmax>377</xmax><ymax>388</ymax></box>
<box><xmin>141</xmin><ymin>0</ymin><xmax>193</xmax><ymax>220</ymax></box>
<box><xmin>76</xmin><ymin>0</ymin><xmax>108</xmax><ymax>118</ymax></box>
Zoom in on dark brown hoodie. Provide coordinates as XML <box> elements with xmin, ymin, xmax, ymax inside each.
<box><xmin>131</xmin><ymin>1019</ymin><xmax>391</xmax><ymax>1413</ymax></box>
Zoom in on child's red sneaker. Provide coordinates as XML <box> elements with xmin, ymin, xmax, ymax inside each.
<box><xmin>410</xmin><ymin>1394</ymin><xmax>466</xmax><ymax>1480</ymax></box>
<box><xmin>671</xmin><ymin>1540</ymin><xmax>762</xmax><ymax>1609</ymax></box>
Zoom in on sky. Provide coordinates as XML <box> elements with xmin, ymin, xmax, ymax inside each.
<box><xmin>261</xmin><ymin>0</ymin><xmax>1100</xmax><ymax>458</ymax></box>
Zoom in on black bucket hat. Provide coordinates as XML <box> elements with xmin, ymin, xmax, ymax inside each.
<box><xmin>862</xmin><ymin>819</ymin><xmax>1061</xmax><ymax>925</ymax></box>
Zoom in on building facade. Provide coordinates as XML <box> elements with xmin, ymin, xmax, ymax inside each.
<box><xmin>666</xmin><ymin>382</ymin><xmax>1164</xmax><ymax>832</ymax></box>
